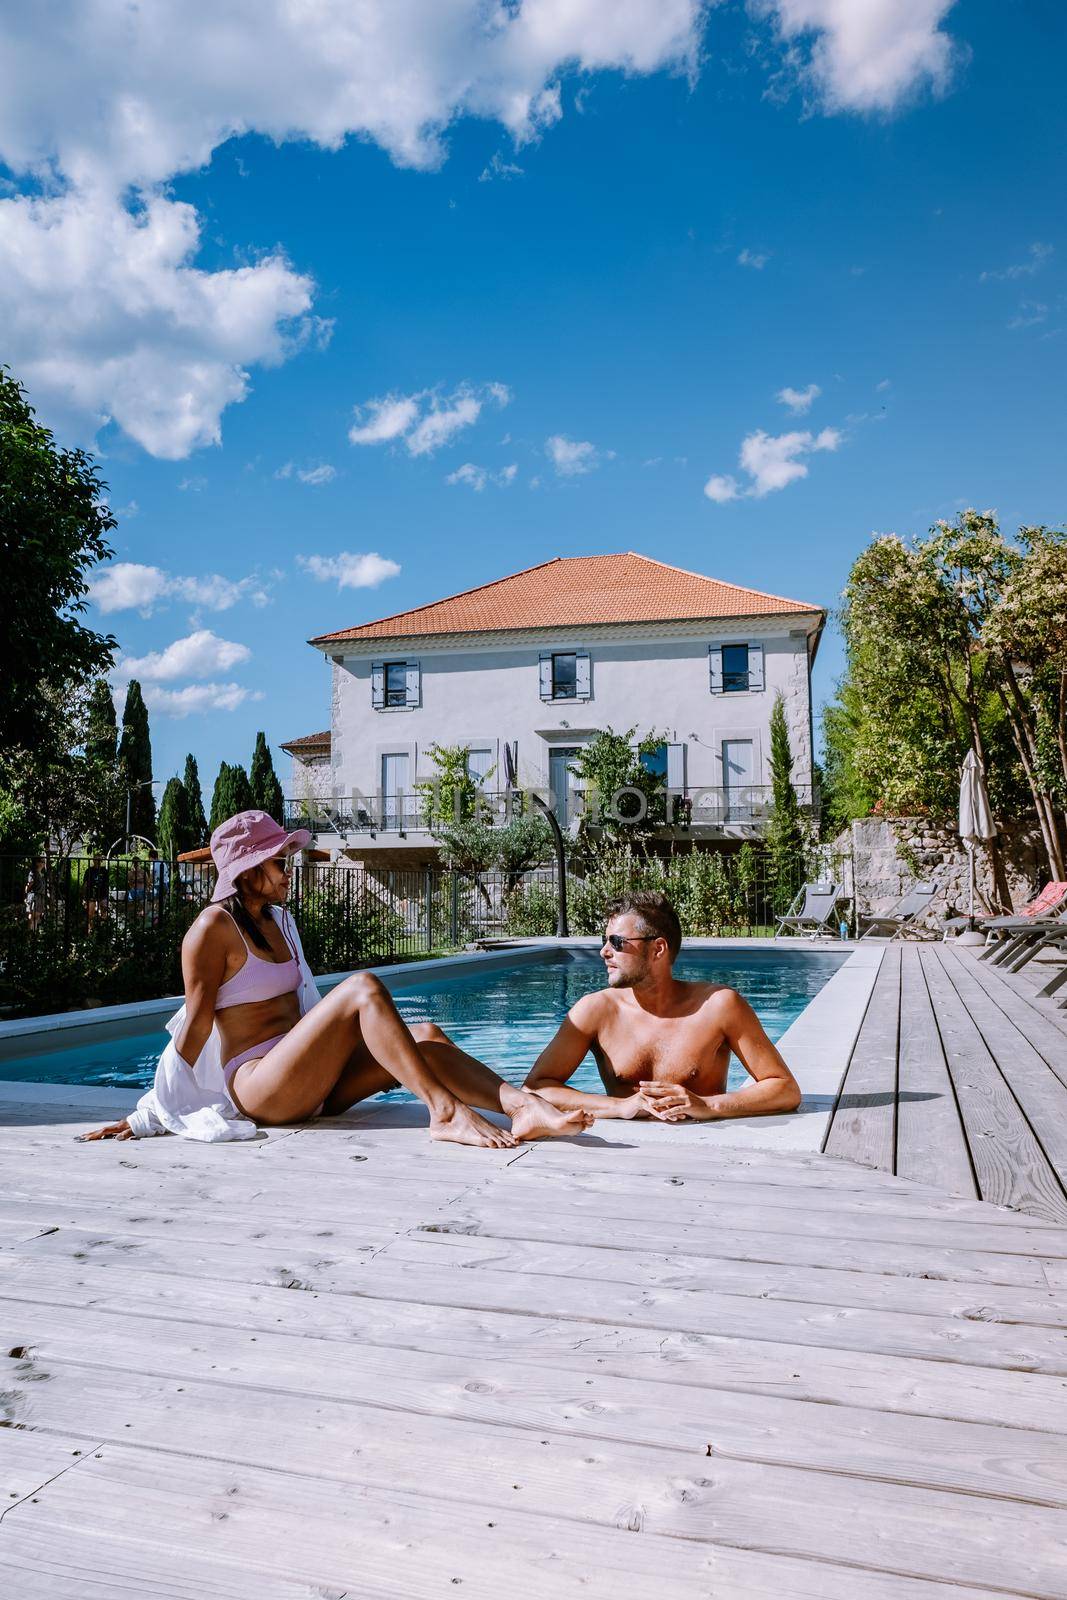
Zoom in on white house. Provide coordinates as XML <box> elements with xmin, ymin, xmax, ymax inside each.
<box><xmin>284</xmin><ymin>553</ymin><xmax>824</xmax><ymax>861</ymax></box>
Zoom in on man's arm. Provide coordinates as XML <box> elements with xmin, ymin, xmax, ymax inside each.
<box><xmin>640</xmin><ymin>989</ymin><xmax>802</xmax><ymax>1122</ymax></box>
<box><xmin>524</xmin><ymin>997</ymin><xmax>649</xmax><ymax>1120</ymax></box>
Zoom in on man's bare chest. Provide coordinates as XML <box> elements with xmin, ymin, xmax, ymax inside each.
<box><xmin>592</xmin><ymin>1011</ymin><xmax>728</xmax><ymax>1087</ymax></box>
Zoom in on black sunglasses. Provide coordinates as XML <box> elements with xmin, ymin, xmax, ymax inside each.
<box><xmin>603</xmin><ymin>933</ymin><xmax>658</xmax><ymax>951</ymax></box>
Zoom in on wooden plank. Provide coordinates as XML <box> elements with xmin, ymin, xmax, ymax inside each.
<box><xmin>10</xmin><ymin>1214</ymin><xmax>1067</xmax><ymax>1328</ymax></box>
<box><xmin>10</xmin><ymin>1341</ymin><xmax>1067</xmax><ymax>1513</ymax></box>
<box><xmin>0</xmin><ymin>1524</ymin><xmax>347</xmax><ymax>1599</ymax></box>
<box><xmin>11</xmin><ymin>1438</ymin><xmax>1062</xmax><ymax>1600</ymax></box>
<box><xmin>920</xmin><ymin>948</ymin><xmax>1067</xmax><ymax>1222</ymax></box>
<box><xmin>7</xmin><ymin>1233</ymin><xmax>1067</xmax><ymax>1375</ymax></box>
<box><xmin>384</xmin><ymin>1230</ymin><xmax>1067</xmax><ymax>1328</ymax></box>
<box><xmin>6</xmin><ymin>1275</ymin><xmax>1067</xmax><ymax>1432</ymax></box>
<box><xmin>960</xmin><ymin>948</ymin><xmax>1067</xmax><ymax>1069</ymax></box>
<box><xmin>0</xmin><ymin>1426</ymin><xmax>99</xmax><ymax>1506</ymax></box>
<box><xmin>895</xmin><ymin>949</ymin><xmax>975</xmax><ymax>1196</ymax></box>
<box><xmin>941</xmin><ymin>946</ymin><xmax>1067</xmax><ymax>1190</ymax></box>
<box><xmin>824</xmin><ymin>944</ymin><xmax>899</xmax><ymax>1171</ymax></box>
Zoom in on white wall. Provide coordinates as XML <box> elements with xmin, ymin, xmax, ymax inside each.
<box><xmin>327</xmin><ymin>624</ymin><xmax>816</xmax><ymax>806</ymax></box>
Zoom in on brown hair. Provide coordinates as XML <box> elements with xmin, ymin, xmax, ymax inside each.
<box><xmin>605</xmin><ymin>891</ymin><xmax>682</xmax><ymax>960</ymax></box>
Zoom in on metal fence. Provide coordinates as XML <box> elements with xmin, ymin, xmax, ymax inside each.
<box><xmin>0</xmin><ymin>848</ymin><xmax>824</xmax><ymax>1018</ymax></box>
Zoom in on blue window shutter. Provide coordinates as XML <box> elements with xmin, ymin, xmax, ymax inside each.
<box><xmin>405</xmin><ymin>661</ymin><xmax>421</xmax><ymax>707</ymax></box>
<box><xmin>748</xmin><ymin>643</ymin><xmax>764</xmax><ymax>692</ymax></box>
<box><xmin>709</xmin><ymin>646</ymin><xmax>723</xmax><ymax>694</ymax></box>
<box><xmin>539</xmin><ymin>653</ymin><xmax>553</xmax><ymax>700</ymax></box>
<box><xmin>371</xmin><ymin>661</ymin><xmax>385</xmax><ymax>709</ymax></box>
<box><xmin>575</xmin><ymin>652</ymin><xmax>591</xmax><ymax>700</ymax></box>
<box><xmin>666</xmin><ymin>742</ymin><xmax>686</xmax><ymax>789</ymax></box>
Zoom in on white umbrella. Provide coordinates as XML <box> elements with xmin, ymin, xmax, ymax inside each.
<box><xmin>958</xmin><ymin>748</ymin><xmax>995</xmax><ymax>922</ymax></box>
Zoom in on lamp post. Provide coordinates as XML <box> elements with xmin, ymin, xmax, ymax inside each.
<box><xmin>532</xmin><ymin>793</ymin><xmax>569</xmax><ymax>938</ymax></box>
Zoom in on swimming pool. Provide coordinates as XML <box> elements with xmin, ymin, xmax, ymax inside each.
<box><xmin>0</xmin><ymin>948</ymin><xmax>846</xmax><ymax>1097</ymax></box>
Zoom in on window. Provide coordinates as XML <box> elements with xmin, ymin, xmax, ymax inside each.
<box><xmin>466</xmin><ymin>748</ymin><xmax>494</xmax><ymax>787</ymax></box>
<box><xmin>552</xmin><ymin>653</ymin><xmax>577</xmax><ymax>700</ymax></box>
<box><xmin>539</xmin><ymin>650</ymin><xmax>591</xmax><ymax>702</ymax></box>
<box><xmin>709</xmin><ymin>642</ymin><xmax>764</xmax><ymax>695</ymax></box>
<box><xmin>721</xmin><ymin>643</ymin><xmax>750</xmax><ymax>693</ymax></box>
<box><xmin>639</xmin><ymin>743</ymin><xmax>668</xmax><ymax>779</ymax></box>
<box><xmin>384</xmin><ymin>661</ymin><xmax>408</xmax><ymax>707</ymax></box>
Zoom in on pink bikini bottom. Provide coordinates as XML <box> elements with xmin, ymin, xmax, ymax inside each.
<box><xmin>223</xmin><ymin>1032</ymin><xmax>290</xmax><ymax>1080</ymax></box>
<box><xmin>224</xmin><ymin>1032</ymin><xmax>325</xmax><ymax>1121</ymax></box>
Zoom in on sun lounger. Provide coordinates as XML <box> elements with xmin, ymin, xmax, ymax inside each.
<box><xmin>774</xmin><ymin>882</ymin><xmax>844</xmax><ymax>939</ymax></box>
<box><xmin>972</xmin><ymin>881</ymin><xmax>1067</xmax><ymax>962</ymax></box>
<box><xmin>858</xmin><ymin>882</ymin><xmax>939</xmax><ymax>940</ymax></box>
<box><xmin>998</xmin><ymin>911</ymin><xmax>1067</xmax><ymax>973</ymax></box>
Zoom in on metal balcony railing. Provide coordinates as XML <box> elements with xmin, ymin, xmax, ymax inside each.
<box><xmin>285</xmin><ymin>784</ymin><xmax>820</xmax><ymax>837</ymax></box>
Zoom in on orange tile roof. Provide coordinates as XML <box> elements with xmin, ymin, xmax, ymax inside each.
<box><xmin>280</xmin><ymin>730</ymin><xmax>331</xmax><ymax>752</ymax></box>
<box><xmin>310</xmin><ymin>554</ymin><xmax>821</xmax><ymax>645</ymax></box>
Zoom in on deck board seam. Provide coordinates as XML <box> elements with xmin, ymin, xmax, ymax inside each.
<box><xmin>920</xmin><ymin>948</ymin><xmax>988</xmax><ymax>1203</ymax></box>
<box><xmin>0</xmin><ymin>1437</ymin><xmax>103</xmax><ymax>1526</ymax></box>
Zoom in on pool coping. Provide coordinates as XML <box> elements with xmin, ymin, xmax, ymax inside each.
<box><xmin>0</xmin><ymin>939</ymin><xmax>881</xmax><ymax>1156</ymax></box>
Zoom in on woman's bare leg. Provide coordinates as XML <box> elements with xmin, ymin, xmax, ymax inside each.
<box><xmin>231</xmin><ymin>973</ymin><xmax>515</xmax><ymax>1148</ymax></box>
<box><xmin>322</xmin><ymin>1022</ymin><xmax>592</xmax><ymax>1140</ymax></box>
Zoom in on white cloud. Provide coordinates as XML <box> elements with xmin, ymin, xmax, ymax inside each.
<box><xmin>737</xmin><ymin>247</ymin><xmax>771</xmax><ymax>270</ymax></box>
<box><xmin>776</xmin><ymin>383</ymin><xmax>821</xmax><ymax>414</ymax></box>
<box><xmin>703</xmin><ymin>474</ymin><xmax>742</xmax><ymax>504</ymax></box>
<box><xmin>704</xmin><ymin>425</ymin><xmax>842</xmax><ymax>502</ymax></box>
<box><xmin>115</xmin><ymin>629</ymin><xmax>251</xmax><ymax>683</ymax></box>
<box><xmin>479</xmin><ymin>151</ymin><xmax>525</xmax><ymax>182</ymax></box>
<box><xmin>139</xmin><ymin>682</ymin><xmax>261</xmax><ymax>718</ymax></box>
<box><xmin>753</xmin><ymin>1</ymin><xmax>961</xmax><ymax>114</ymax></box>
<box><xmin>178</xmin><ymin>475</ymin><xmax>207</xmax><ymax>492</ymax></box>
<box><xmin>980</xmin><ymin>242</ymin><xmax>1053</xmax><ymax>283</ymax></box>
<box><xmin>298</xmin><ymin>552</ymin><xmax>402</xmax><ymax>590</ymax></box>
<box><xmin>348</xmin><ymin>394</ymin><xmax>423</xmax><ymax>446</ymax></box>
<box><xmin>875</xmin><ymin>378</ymin><xmax>891</xmax><ymax>392</ymax></box>
<box><xmin>546</xmin><ymin>435</ymin><xmax>604</xmax><ymax>476</ymax></box>
<box><xmin>0</xmin><ymin>2</ymin><xmax>704</xmax><ymax>455</ymax></box>
<box><xmin>297</xmin><ymin>464</ymin><xmax>337</xmax><ymax>485</ymax></box>
<box><xmin>88</xmin><ymin>561</ymin><xmax>269</xmax><ymax>615</ymax></box>
<box><xmin>350</xmin><ymin>382</ymin><xmax>510</xmax><ymax>457</ymax></box>
<box><xmin>446</xmin><ymin>461</ymin><xmax>519</xmax><ymax>491</ymax></box>
<box><xmin>0</xmin><ymin>188</ymin><xmax>315</xmax><ymax>459</ymax></box>
<box><xmin>1007</xmin><ymin>300</ymin><xmax>1048</xmax><ymax>331</ymax></box>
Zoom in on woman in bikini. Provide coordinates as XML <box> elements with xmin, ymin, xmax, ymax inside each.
<box><xmin>82</xmin><ymin>809</ymin><xmax>589</xmax><ymax>1147</ymax></box>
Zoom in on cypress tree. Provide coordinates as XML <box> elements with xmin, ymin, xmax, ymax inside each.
<box><xmin>209</xmin><ymin>762</ymin><xmax>254</xmax><ymax>831</ymax></box>
<box><xmin>85</xmin><ymin>679</ymin><xmax>118</xmax><ymax>768</ymax></box>
<box><xmin>765</xmin><ymin>692</ymin><xmax>807</xmax><ymax>912</ymax></box>
<box><xmin>250</xmin><ymin>731</ymin><xmax>285</xmax><ymax>824</ymax></box>
<box><xmin>157</xmin><ymin>776</ymin><xmax>197</xmax><ymax>860</ymax></box>
<box><xmin>183</xmin><ymin>753</ymin><xmax>208</xmax><ymax>842</ymax></box>
<box><xmin>117</xmin><ymin>679</ymin><xmax>155</xmax><ymax>840</ymax></box>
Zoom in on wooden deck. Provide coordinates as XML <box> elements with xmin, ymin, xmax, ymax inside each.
<box><xmin>825</xmin><ymin>942</ymin><xmax>1067</xmax><ymax>1225</ymax></box>
<box><xmin>3</xmin><ymin>1070</ymin><xmax>1067</xmax><ymax>1597</ymax></box>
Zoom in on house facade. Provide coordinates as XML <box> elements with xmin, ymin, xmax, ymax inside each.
<box><xmin>284</xmin><ymin>553</ymin><xmax>824</xmax><ymax>861</ymax></box>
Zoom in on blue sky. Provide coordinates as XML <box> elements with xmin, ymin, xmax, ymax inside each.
<box><xmin>2</xmin><ymin>2</ymin><xmax>1063</xmax><ymax>796</ymax></box>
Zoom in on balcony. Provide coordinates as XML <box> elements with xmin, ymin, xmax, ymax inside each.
<box><xmin>285</xmin><ymin>784</ymin><xmax>819</xmax><ymax>841</ymax></box>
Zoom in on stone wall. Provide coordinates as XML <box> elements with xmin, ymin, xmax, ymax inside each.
<box><xmin>831</xmin><ymin>815</ymin><xmax>1047</xmax><ymax>930</ymax></box>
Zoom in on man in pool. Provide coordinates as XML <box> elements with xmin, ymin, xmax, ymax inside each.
<box><xmin>523</xmin><ymin>891</ymin><xmax>802</xmax><ymax>1123</ymax></box>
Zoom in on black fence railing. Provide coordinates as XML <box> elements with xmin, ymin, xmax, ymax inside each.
<box><xmin>0</xmin><ymin>849</ymin><xmax>824</xmax><ymax>1019</ymax></box>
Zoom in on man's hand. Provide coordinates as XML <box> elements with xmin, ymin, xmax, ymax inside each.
<box><xmin>638</xmin><ymin>1081</ymin><xmax>712</xmax><ymax>1122</ymax></box>
<box><xmin>76</xmin><ymin>1119</ymin><xmax>133</xmax><ymax>1142</ymax></box>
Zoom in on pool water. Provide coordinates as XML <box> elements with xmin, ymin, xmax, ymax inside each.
<box><xmin>0</xmin><ymin>950</ymin><xmax>844</xmax><ymax>1097</ymax></box>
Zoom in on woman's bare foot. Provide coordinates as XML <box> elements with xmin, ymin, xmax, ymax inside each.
<box><xmin>429</xmin><ymin>1103</ymin><xmax>517</xmax><ymax>1149</ymax></box>
<box><xmin>508</xmin><ymin>1093</ymin><xmax>593</xmax><ymax>1142</ymax></box>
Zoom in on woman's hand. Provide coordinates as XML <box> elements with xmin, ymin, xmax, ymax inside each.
<box><xmin>76</xmin><ymin>1119</ymin><xmax>133</xmax><ymax>1141</ymax></box>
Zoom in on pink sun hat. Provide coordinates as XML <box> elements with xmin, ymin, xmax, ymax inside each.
<box><xmin>209</xmin><ymin>809</ymin><xmax>312</xmax><ymax>902</ymax></box>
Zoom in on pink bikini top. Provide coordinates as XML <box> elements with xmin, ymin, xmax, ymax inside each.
<box><xmin>215</xmin><ymin>908</ymin><xmax>301</xmax><ymax>1010</ymax></box>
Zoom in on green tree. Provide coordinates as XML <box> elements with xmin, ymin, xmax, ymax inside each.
<box><xmin>83</xmin><ymin>677</ymin><xmax>124</xmax><ymax>846</ymax></box>
<box><xmin>117</xmin><ymin>680</ymin><xmax>155</xmax><ymax>841</ymax></box>
<box><xmin>157</xmin><ymin>776</ymin><xmax>199</xmax><ymax>860</ymax></box>
<box><xmin>0</xmin><ymin>369</ymin><xmax>117</xmax><ymax>753</ymax></box>
<box><xmin>570</xmin><ymin>726</ymin><xmax>672</xmax><ymax>849</ymax></box>
<box><xmin>85</xmin><ymin>679</ymin><xmax>118</xmax><ymax>767</ymax></box>
<box><xmin>0</xmin><ymin>682</ymin><xmax>126</xmax><ymax>854</ymax></box>
<box><xmin>209</xmin><ymin>762</ymin><xmax>254</xmax><ymax>831</ymax></box>
<box><xmin>765</xmin><ymin>693</ymin><xmax>807</xmax><ymax>910</ymax></box>
<box><xmin>418</xmin><ymin>744</ymin><xmax>479</xmax><ymax>828</ymax></box>
<box><xmin>249</xmin><ymin>731</ymin><xmax>284</xmax><ymax>824</ymax></box>
<box><xmin>183</xmin><ymin>753</ymin><xmax>208</xmax><ymax>842</ymax></box>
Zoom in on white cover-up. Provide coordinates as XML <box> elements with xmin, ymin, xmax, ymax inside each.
<box><xmin>126</xmin><ymin>906</ymin><xmax>321</xmax><ymax>1141</ymax></box>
